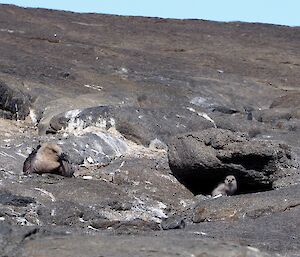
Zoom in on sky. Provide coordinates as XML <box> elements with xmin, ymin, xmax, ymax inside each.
<box><xmin>0</xmin><ymin>0</ymin><xmax>299</xmax><ymax>27</ymax></box>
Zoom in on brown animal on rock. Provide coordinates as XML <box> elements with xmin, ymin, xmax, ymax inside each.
<box><xmin>23</xmin><ymin>143</ymin><xmax>74</xmax><ymax>177</ymax></box>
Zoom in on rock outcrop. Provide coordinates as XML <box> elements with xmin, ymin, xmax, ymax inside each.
<box><xmin>168</xmin><ymin>128</ymin><xmax>299</xmax><ymax>194</ymax></box>
<box><xmin>0</xmin><ymin>4</ymin><xmax>299</xmax><ymax>257</ymax></box>
<box><xmin>0</xmin><ymin>80</ymin><xmax>31</xmax><ymax>120</ymax></box>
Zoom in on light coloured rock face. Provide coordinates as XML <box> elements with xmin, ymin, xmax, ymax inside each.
<box><xmin>0</xmin><ymin>4</ymin><xmax>300</xmax><ymax>257</ymax></box>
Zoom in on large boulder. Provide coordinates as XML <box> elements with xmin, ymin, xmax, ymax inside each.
<box><xmin>44</xmin><ymin>105</ymin><xmax>215</xmax><ymax>146</ymax></box>
<box><xmin>0</xmin><ymin>80</ymin><xmax>31</xmax><ymax>120</ymax></box>
<box><xmin>168</xmin><ymin>128</ymin><xmax>299</xmax><ymax>194</ymax></box>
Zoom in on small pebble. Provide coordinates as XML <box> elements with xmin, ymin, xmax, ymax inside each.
<box><xmin>82</xmin><ymin>175</ymin><xmax>93</xmax><ymax>180</ymax></box>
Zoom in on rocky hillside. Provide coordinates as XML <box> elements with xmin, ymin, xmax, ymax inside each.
<box><xmin>0</xmin><ymin>4</ymin><xmax>299</xmax><ymax>257</ymax></box>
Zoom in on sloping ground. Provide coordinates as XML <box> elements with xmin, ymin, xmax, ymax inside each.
<box><xmin>0</xmin><ymin>4</ymin><xmax>299</xmax><ymax>257</ymax></box>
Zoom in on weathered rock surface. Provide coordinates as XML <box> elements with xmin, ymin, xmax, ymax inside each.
<box><xmin>189</xmin><ymin>205</ymin><xmax>300</xmax><ymax>257</ymax></box>
<box><xmin>0</xmin><ymin>4</ymin><xmax>299</xmax><ymax>257</ymax></box>
<box><xmin>168</xmin><ymin>128</ymin><xmax>299</xmax><ymax>194</ymax></box>
<box><xmin>20</xmin><ymin>232</ymin><xmax>279</xmax><ymax>257</ymax></box>
<box><xmin>45</xmin><ymin>105</ymin><xmax>214</xmax><ymax>145</ymax></box>
<box><xmin>192</xmin><ymin>184</ymin><xmax>300</xmax><ymax>222</ymax></box>
<box><xmin>0</xmin><ymin>80</ymin><xmax>31</xmax><ymax>120</ymax></box>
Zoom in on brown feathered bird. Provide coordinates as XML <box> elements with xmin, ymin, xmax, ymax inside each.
<box><xmin>23</xmin><ymin>143</ymin><xmax>74</xmax><ymax>177</ymax></box>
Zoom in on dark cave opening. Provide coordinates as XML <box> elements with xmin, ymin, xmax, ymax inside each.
<box><xmin>172</xmin><ymin>168</ymin><xmax>274</xmax><ymax>196</ymax></box>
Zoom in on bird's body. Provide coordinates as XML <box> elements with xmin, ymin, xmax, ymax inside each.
<box><xmin>23</xmin><ymin>143</ymin><xmax>74</xmax><ymax>177</ymax></box>
<box><xmin>212</xmin><ymin>175</ymin><xmax>237</xmax><ymax>197</ymax></box>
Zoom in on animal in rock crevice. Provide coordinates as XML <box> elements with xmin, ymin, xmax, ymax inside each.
<box><xmin>211</xmin><ymin>175</ymin><xmax>237</xmax><ymax>197</ymax></box>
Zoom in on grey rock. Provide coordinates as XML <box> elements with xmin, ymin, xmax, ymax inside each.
<box><xmin>255</xmin><ymin>108</ymin><xmax>293</xmax><ymax>123</ymax></box>
<box><xmin>149</xmin><ymin>138</ymin><xmax>168</xmax><ymax>150</ymax></box>
<box><xmin>46</xmin><ymin>105</ymin><xmax>215</xmax><ymax>146</ymax></box>
<box><xmin>88</xmin><ymin>215</ymin><xmax>161</xmax><ymax>232</ymax></box>
<box><xmin>189</xmin><ymin>202</ymin><xmax>300</xmax><ymax>257</ymax></box>
<box><xmin>46</xmin><ymin>106</ymin><xmax>113</xmax><ymax>133</ymax></box>
<box><xmin>37</xmin><ymin>200</ymin><xmax>85</xmax><ymax>226</ymax></box>
<box><xmin>113</xmin><ymin>106</ymin><xmax>215</xmax><ymax>146</ymax></box>
<box><xmin>168</xmin><ymin>128</ymin><xmax>298</xmax><ymax>194</ymax></box>
<box><xmin>270</xmin><ymin>92</ymin><xmax>300</xmax><ymax>110</ymax></box>
<box><xmin>20</xmin><ymin>232</ymin><xmax>280</xmax><ymax>257</ymax></box>
<box><xmin>161</xmin><ymin>215</ymin><xmax>186</xmax><ymax>230</ymax></box>
<box><xmin>0</xmin><ymin>80</ymin><xmax>31</xmax><ymax>120</ymax></box>
<box><xmin>0</xmin><ymin>191</ymin><xmax>35</xmax><ymax>207</ymax></box>
<box><xmin>59</xmin><ymin>132</ymin><xmax>128</xmax><ymax>166</ymax></box>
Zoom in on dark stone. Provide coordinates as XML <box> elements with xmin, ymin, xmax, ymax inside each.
<box><xmin>0</xmin><ymin>191</ymin><xmax>35</xmax><ymax>207</ymax></box>
<box><xmin>0</xmin><ymin>80</ymin><xmax>31</xmax><ymax>120</ymax></box>
<box><xmin>114</xmin><ymin>106</ymin><xmax>215</xmax><ymax>146</ymax></box>
<box><xmin>212</xmin><ymin>106</ymin><xmax>239</xmax><ymax>114</ymax></box>
<box><xmin>247</xmin><ymin>112</ymin><xmax>253</xmax><ymax>121</ymax></box>
<box><xmin>105</xmin><ymin>200</ymin><xmax>132</xmax><ymax>211</ymax></box>
<box><xmin>59</xmin><ymin>132</ymin><xmax>128</xmax><ymax>165</ymax></box>
<box><xmin>37</xmin><ymin>201</ymin><xmax>84</xmax><ymax>226</ymax></box>
<box><xmin>161</xmin><ymin>215</ymin><xmax>186</xmax><ymax>230</ymax></box>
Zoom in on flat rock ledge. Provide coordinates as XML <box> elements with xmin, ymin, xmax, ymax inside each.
<box><xmin>192</xmin><ymin>184</ymin><xmax>300</xmax><ymax>223</ymax></box>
